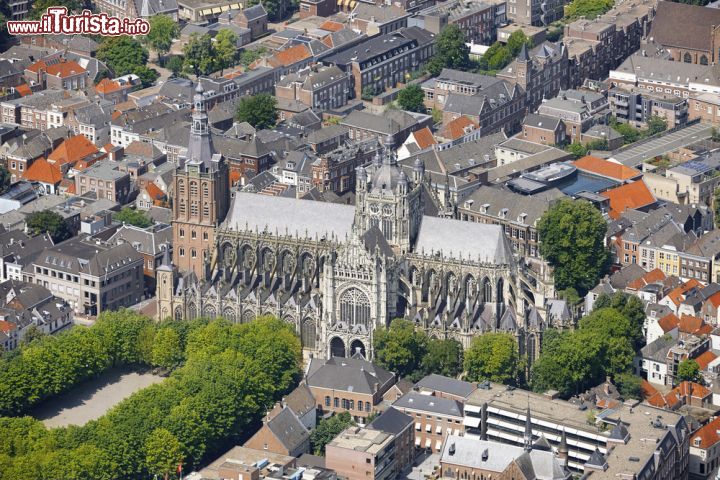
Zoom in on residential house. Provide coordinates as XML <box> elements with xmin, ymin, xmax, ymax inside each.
<box><xmin>689</xmin><ymin>93</ymin><xmax>720</xmax><ymax>126</ymax></box>
<box><xmin>608</xmin><ymin>87</ymin><xmax>688</xmax><ymax>129</ymax></box>
<box><xmin>306</xmin><ymin>356</ymin><xmax>397</xmax><ymax>423</ymax></box>
<box><xmin>340</xmin><ymin>109</ymin><xmax>429</xmax><ymax>147</ymax></box>
<box><xmin>47</xmin><ymin>134</ymin><xmax>100</xmax><ymax>174</ymax></box>
<box><xmin>108</xmin><ymin>223</ymin><xmax>172</xmax><ymax>294</ymax></box>
<box><xmin>267</xmin><ymin>383</ymin><xmax>317</xmax><ymax>431</ymax></box>
<box><xmin>234</xmin><ymin>5</ymin><xmax>268</xmax><ymax>40</ymax></box>
<box><xmin>535</xmin><ymin>89</ymin><xmax>608</xmax><ymax>143</ymax></box>
<box><xmin>22</xmin><ymin>157</ymin><xmax>63</xmax><ymax>195</ymax></box>
<box><xmin>392</xmin><ymin>391</ymin><xmax>463</xmax><ymax>453</ymax></box>
<box><xmin>74</xmin><ymin>162</ymin><xmax>133</xmax><ymax>204</ymax></box>
<box><xmin>349</xmin><ymin>3</ymin><xmax>410</xmax><ymax>36</ymax></box>
<box><xmin>24</xmin><ymin>59</ymin><xmax>89</xmax><ymax>90</ymax></box>
<box><xmin>409</xmin><ymin>0</ymin><xmax>503</xmax><ymax>44</ymax></box>
<box><xmin>244</xmin><ymin>406</ymin><xmax>310</xmax><ymax>457</ymax></box>
<box><xmin>520</xmin><ymin>113</ymin><xmax>566</xmax><ymax>146</ymax></box>
<box><xmin>397</xmin><ymin>127</ymin><xmax>437</xmax><ymax>160</ymax></box>
<box><xmin>0</xmin><ymin>228</ymin><xmax>54</xmax><ymax>282</ymax></box>
<box><xmin>275</xmin><ymin>65</ymin><xmax>351</xmax><ymax>112</ymax></box>
<box><xmin>24</xmin><ymin>237</ymin><xmax>144</xmax><ymax>316</ymax></box>
<box><xmin>323</xmin><ymin>27</ymin><xmax>436</xmax><ymax>99</ymax></box>
<box><xmin>310</xmin><ymin>138</ymin><xmax>382</xmax><ymax>194</ymax></box>
<box><xmin>325</xmin><ymin>408</ymin><xmax>414</xmax><ymax>480</ymax></box>
<box><xmin>689</xmin><ymin>415</ymin><xmax>720</xmax><ymax>479</ymax></box>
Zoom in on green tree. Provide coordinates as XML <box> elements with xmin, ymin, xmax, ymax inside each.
<box><xmin>132</xmin><ymin>66</ymin><xmax>160</xmax><ymax>88</ymax></box>
<box><xmin>373</xmin><ymin>319</ymin><xmax>428</xmax><ymax>379</ymax></box>
<box><xmin>612</xmin><ymin>121</ymin><xmax>640</xmax><ymax>144</ymax></box>
<box><xmin>183</xmin><ymin>33</ymin><xmax>216</xmax><ymax>77</ymax></box>
<box><xmin>361</xmin><ymin>85</ymin><xmax>376</xmax><ymax>100</ymax></box>
<box><xmin>580</xmin><ymin>309</ymin><xmax>636</xmax><ymax>376</ymax></box>
<box><xmin>427</xmin><ymin>25</ymin><xmax>470</xmax><ymax>75</ymax></box>
<box><xmin>152</xmin><ymin>328</ymin><xmax>183</xmax><ymax>370</ymax></box>
<box><xmin>113</xmin><ymin>207</ymin><xmax>154</xmax><ymax>228</ymax></box>
<box><xmin>464</xmin><ymin>333</ymin><xmax>521</xmax><ymax>384</ymax></box>
<box><xmin>97</xmin><ymin>37</ymin><xmax>149</xmax><ymax>77</ymax></box>
<box><xmin>422</xmin><ymin>339</ymin><xmax>463</xmax><ymax>378</ymax></box>
<box><xmin>714</xmin><ymin>188</ymin><xmax>720</xmax><ymax>226</ymax></box>
<box><xmin>240</xmin><ymin>47</ymin><xmax>268</xmax><ymax>67</ymax></box>
<box><xmin>235</xmin><ymin>93</ymin><xmax>278</xmax><ymax>130</ymax></box>
<box><xmin>506</xmin><ymin>30</ymin><xmax>534</xmax><ymax>57</ymax></box>
<box><xmin>565</xmin><ymin>0</ymin><xmax>614</xmax><ymax>20</ymax></box>
<box><xmin>397</xmin><ymin>84</ymin><xmax>426</xmax><ymax>113</ymax></box>
<box><xmin>646</xmin><ymin>115</ymin><xmax>668</xmax><ymax>136</ymax></box>
<box><xmin>20</xmin><ymin>325</ymin><xmax>46</xmax><ymax>347</ymax></box>
<box><xmin>25</xmin><ymin>211</ymin><xmax>71</xmax><ymax>243</ymax></box>
<box><xmin>29</xmin><ymin>0</ymin><xmax>81</xmax><ymax>19</ymax></box>
<box><xmin>677</xmin><ymin>359</ymin><xmax>702</xmax><ymax>383</ymax></box>
<box><xmin>615</xmin><ymin>372</ymin><xmax>642</xmax><ymax>400</ymax></box>
<box><xmin>565</xmin><ymin>142</ymin><xmax>588</xmax><ymax>159</ymax></box>
<box><xmin>214</xmin><ymin>29</ymin><xmax>239</xmax><ymax>74</ymax></box>
<box><xmin>166</xmin><ymin>56</ymin><xmax>185</xmax><ymax>78</ymax></box>
<box><xmin>145</xmin><ymin>428</ymin><xmax>183</xmax><ymax>479</ymax></box>
<box><xmin>311</xmin><ymin>412</ymin><xmax>355</xmax><ymax>455</ymax></box>
<box><xmin>537</xmin><ymin>199</ymin><xmax>609</xmax><ymax>294</ymax></box>
<box><xmin>0</xmin><ymin>165</ymin><xmax>10</xmax><ymax>194</ymax></box>
<box><xmin>146</xmin><ymin>15</ymin><xmax>180</xmax><ymax>64</ymax></box>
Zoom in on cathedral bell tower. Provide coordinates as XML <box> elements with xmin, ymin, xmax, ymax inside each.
<box><xmin>171</xmin><ymin>82</ymin><xmax>230</xmax><ymax>279</ymax></box>
<box><xmin>354</xmin><ymin>135</ymin><xmax>424</xmax><ymax>254</ymax></box>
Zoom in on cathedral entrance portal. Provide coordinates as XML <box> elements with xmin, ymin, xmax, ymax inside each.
<box><xmin>350</xmin><ymin>339</ymin><xmax>366</xmax><ymax>358</ymax></box>
<box><xmin>330</xmin><ymin>337</ymin><xmax>346</xmax><ymax>358</ymax></box>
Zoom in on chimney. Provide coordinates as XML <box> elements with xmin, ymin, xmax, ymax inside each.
<box><xmin>374</xmin><ymin>382</ymin><xmax>379</xmax><ymax>393</ymax></box>
<box><xmin>449</xmin><ymin>442</ymin><xmax>456</xmax><ymax>455</ymax></box>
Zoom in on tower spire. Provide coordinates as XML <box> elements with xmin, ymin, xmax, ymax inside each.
<box><xmin>186</xmin><ymin>81</ymin><xmax>214</xmax><ymax>166</ymax></box>
<box><xmin>524</xmin><ymin>403</ymin><xmax>533</xmax><ymax>451</ymax></box>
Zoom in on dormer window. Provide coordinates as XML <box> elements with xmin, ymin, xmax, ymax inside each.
<box><xmin>480</xmin><ymin>203</ymin><xmax>490</xmax><ymax>214</ymax></box>
<box><xmin>499</xmin><ymin>208</ymin><xmax>508</xmax><ymax>219</ymax></box>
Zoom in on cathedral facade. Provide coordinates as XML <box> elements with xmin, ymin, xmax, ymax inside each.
<box><xmin>156</xmin><ymin>83</ymin><xmax>563</xmax><ymax>361</ymax></box>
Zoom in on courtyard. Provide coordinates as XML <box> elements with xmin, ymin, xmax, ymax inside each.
<box><xmin>32</xmin><ymin>368</ymin><xmax>164</xmax><ymax>428</ymax></box>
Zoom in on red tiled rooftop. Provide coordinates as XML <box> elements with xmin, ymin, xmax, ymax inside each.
<box><xmin>27</xmin><ymin>59</ymin><xmax>86</xmax><ymax>78</ymax></box>
<box><xmin>627</xmin><ymin>268</ymin><xmax>666</xmax><ymax>291</ymax></box>
<box><xmin>320</xmin><ymin>20</ymin><xmax>344</xmax><ymax>32</ymax></box>
<box><xmin>96</xmin><ymin>78</ymin><xmax>122</xmax><ymax>94</ymax></box>
<box><xmin>679</xmin><ymin>315</ymin><xmax>712</xmax><ymax>335</ymax></box>
<box><xmin>694</xmin><ymin>351</ymin><xmax>717</xmax><ymax>371</ymax></box>
<box><xmin>601</xmin><ymin>180</ymin><xmax>656</xmax><ymax>220</ymax></box>
<box><xmin>440</xmin><ymin>116</ymin><xmax>479</xmax><ymax>140</ymax></box>
<box><xmin>15</xmin><ymin>83</ymin><xmax>31</xmax><ymax>97</ymax></box>
<box><xmin>671</xmin><ymin>381</ymin><xmax>711</xmax><ymax>399</ymax></box>
<box><xmin>691</xmin><ymin>416</ymin><xmax>720</xmax><ymax>449</ymax></box>
<box><xmin>411</xmin><ymin>127</ymin><xmax>437</xmax><ymax>150</ymax></box>
<box><xmin>574</xmin><ymin>156</ymin><xmax>642</xmax><ymax>181</ymax></box>
<box><xmin>22</xmin><ymin>157</ymin><xmax>62</xmax><ymax>185</ymax></box>
<box><xmin>0</xmin><ymin>320</ymin><xmax>17</xmax><ymax>334</ymax></box>
<box><xmin>146</xmin><ymin>182</ymin><xmax>165</xmax><ymax>201</ymax></box>
<box><xmin>271</xmin><ymin>45</ymin><xmax>311</xmax><ymax>67</ymax></box>
<box><xmin>657</xmin><ymin>313</ymin><xmax>679</xmax><ymax>333</ymax></box>
<box><xmin>666</xmin><ymin>279</ymin><xmax>701</xmax><ymax>307</ymax></box>
<box><xmin>48</xmin><ymin>135</ymin><xmax>99</xmax><ymax>166</ymax></box>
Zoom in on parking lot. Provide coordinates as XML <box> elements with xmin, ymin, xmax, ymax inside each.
<box><xmin>610</xmin><ymin>123</ymin><xmax>713</xmax><ymax>167</ymax></box>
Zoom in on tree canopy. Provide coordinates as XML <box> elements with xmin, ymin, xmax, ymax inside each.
<box><xmin>235</xmin><ymin>93</ymin><xmax>278</xmax><ymax>130</ymax></box>
<box><xmin>114</xmin><ymin>207</ymin><xmax>154</xmax><ymax>228</ymax></box>
<box><xmin>214</xmin><ymin>29</ymin><xmax>239</xmax><ymax>74</ymax></box>
<box><xmin>145</xmin><ymin>15</ymin><xmax>180</xmax><ymax>63</ymax></box>
<box><xmin>373</xmin><ymin>319</ymin><xmax>462</xmax><ymax>381</ymax></box>
<box><xmin>677</xmin><ymin>359</ymin><xmax>702</xmax><ymax>383</ymax></box>
<box><xmin>537</xmin><ymin>198</ymin><xmax>609</xmax><ymax>294</ymax></box>
<box><xmin>29</xmin><ymin>0</ymin><xmax>81</xmax><ymax>19</ymax></box>
<box><xmin>182</xmin><ymin>33</ymin><xmax>216</xmax><ymax>77</ymax></box>
<box><xmin>427</xmin><ymin>25</ymin><xmax>470</xmax><ymax>76</ymax></box>
<box><xmin>97</xmin><ymin>37</ymin><xmax>150</xmax><ymax>77</ymax></box>
<box><xmin>397</xmin><ymin>84</ymin><xmax>426</xmax><ymax>113</ymax></box>
<box><xmin>564</xmin><ymin>0</ymin><xmax>614</xmax><ymax>20</ymax></box>
<box><xmin>0</xmin><ymin>312</ymin><xmax>302</xmax><ymax>479</ymax></box>
<box><xmin>0</xmin><ymin>166</ymin><xmax>10</xmax><ymax>194</ymax></box>
<box><xmin>25</xmin><ymin>211</ymin><xmax>71</xmax><ymax>243</ymax></box>
<box><xmin>464</xmin><ymin>333</ymin><xmax>521</xmax><ymax>384</ymax></box>
<box><xmin>310</xmin><ymin>412</ymin><xmax>355</xmax><ymax>455</ymax></box>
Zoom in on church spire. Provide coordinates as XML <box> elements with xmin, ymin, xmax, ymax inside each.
<box><xmin>524</xmin><ymin>404</ymin><xmax>533</xmax><ymax>451</ymax></box>
<box><xmin>186</xmin><ymin>81</ymin><xmax>214</xmax><ymax>166</ymax></box>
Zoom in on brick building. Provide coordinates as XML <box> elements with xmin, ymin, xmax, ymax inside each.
<box><xmin>392</xmin><ymin>391</ymin><xmax>463</xmax><ymax>453</ymax></box>
<box><xmin>24</xmin><ymin>59</ymin><xmax>89</xmax><ymax>90</ymax></box>
<box><xmin>409</xmin><ymin>0</ymin><xmax>504</xmax><ymax>45</ymax></box>
<box><xmin>171</xmin><ymin>84</ymin><xmax>230</xmax><ymax>278</ymax></box>
<box><xmin>306</xmin><ymin>356</ymin><xmax>397</xmax><ymax>423</ymax></box>
<box><xmin>650</xmin><ymin>2</ymin><xmax>720</xmax><ymax>66</ymax></box>
<box><xmin>275</xmin><ymin>65</ymin><xmax>351</xmax><ymax>112</ymax></box>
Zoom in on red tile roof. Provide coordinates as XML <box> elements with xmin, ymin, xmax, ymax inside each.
<box><xmin>694</xmin><ymin>351</ymin><xmax>717</xmax><ymax>371</ymax></box>
<box><xmin>48</xmin><ymin>135</ymin><xmax>98</xmax><ymax>166</ymax></box>
<box><xmin>0</xmin><ymin>320</ymin><xmax>17</xmax><ymax>334</ymax></box>
<box><xmin>95</xmin><ymin>78</ymin><xmax>122</xmax><ymax>94</ymax></box>
<box><xmin>22</xmin><ymin>157</ymin><xmax>62</xmax><ymax>185</ymax></box>
<box><xmin>320</xmin><ymin>20</ymin><xmax>344</xmax><ymax>32</ymax></box>
<box><xmin>601</xmin><ymin>180</ymin><xmax>656</xmax><ymax>220</ymax></box>
<box><xmin>657</xmin><ymin>313</ymin><xmax>679</xmax><ymax>333</ymax></box>
<box><xmin>270</xmin><ymin>45</ymin><xmax>311</xmax><ymax>67</ymax></box>
<box><xmin>229</xmin><ymin>170</ymin><xmax>241</xmax><ymax>186</ymax></box>
<box><xmin>679</xmin><ymin>315</ymin><xmax>713</xmax><ymax>336</ymax></box>
<box><xmin>706</xmin><ymin>291</ymin><xmax>720</xmax><ymax>309</ymax></box>
<box><xmin>574</xmin><ymin>156</ymin><xmax>642</xmax><ymax>181</ymax></box>
<box><xmin>627</xmin><ymin>268</ymin><xmax>666</xmax><ymax>291</ymax></box>
<box><xmin>691</xmin><ymin>416</ymin><xmax>720</xmax><ymax>449</ymax></box>
<box><xmin>411</xmin><ymin>127</ymin><xmax>437</xmax><ymax>150</ymax></box>
<box><xmin>73</xmin><ymin>157</ymin><xmax>100</xmax><ymax>172</ymax></box>
<box><xmin>440</xmin><ymin>116</ymin><xmax>479</xmax><ymax>140</ymax></box>
<box><xmin>15</xmin><ymin>83</ymin><xmax>31</xmax><ymax>97</ymax></box>
<box><xmin>642</xmin><ymin>380</ymin><xmax>681</xmax><ymax>409</ymax></box>
<box><xmin>671</xmin><ymin>381</ymin><xmax>711</xmax><ymax>399</ymax></box>
<box><xmin>666</xmin><ymin>279</ymin><xmax>702</xmax><ymax>307</ymax></box>
<box><xmin>146</xmin><ymin>182</ymin><xmax>165</xmax><ymax>203</ymax></box>
<box><xmin>27</xmin><ymin>59</ymin><xmax>86</xmax><ymax>78</ymax></box>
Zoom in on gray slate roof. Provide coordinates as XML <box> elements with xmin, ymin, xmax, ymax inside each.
<box><xmin>415</xmin><ymin>374</ymin><xmax>476</xmax><ymax>398</ymax></box>
<box><xmin>266</xmin><ymin>406</ymin><xmax>309</xmax><ymax>452</ymax></box>
<box><xmin>393</xmin><ymin>391</ymin><xmax>463</xmax><ymax>417</ymax></box>
<box><xmin>368</xmin><ymin>407</ymin><xmax>413</xmax><ymax>435</ymax></box>
<box><xmin>306</xmin><ymin>356</ymin><xmax>395</xmax><ymax>395</ymax></box>
<box><xmin>415</xmin><ymin>216</ymin><xmax>513</xmax><ymax>264</ymax></box>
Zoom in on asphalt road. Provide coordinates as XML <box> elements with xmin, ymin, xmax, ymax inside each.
<box><xmin>610</xmin><ymin>123</ymin><xmax>713</xmax><ymax>167</ymax></box>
